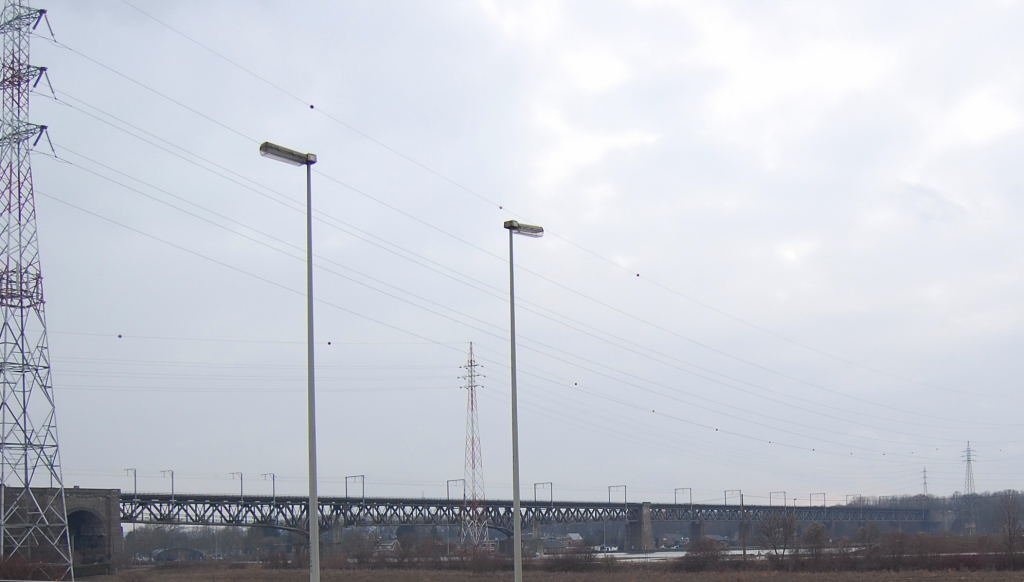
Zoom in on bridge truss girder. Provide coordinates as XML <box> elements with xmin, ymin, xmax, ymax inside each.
<box><xmin>121</xmin><ymin>494</ymin><xmax>928</xmax><ymax>534</ymax></box>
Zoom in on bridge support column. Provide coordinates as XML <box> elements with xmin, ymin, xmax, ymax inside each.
<box><xmin>689</xmin><ymin>520</ymin><xmax>704</xmax><ymax>545</ymax></box>
<box><xmin>66</xmin><ymin>487</ymin><xmax>123</xmax><ymax>575</ymax></box>
<box><xmin>624</xmin><ymin>502</ymin><xmax>654</xmax><ymax>552</ymax></box>
<box><xmin>739</xmin><ymin>520</ymin><xmax>750</xmax><ymax>556</ymax></box>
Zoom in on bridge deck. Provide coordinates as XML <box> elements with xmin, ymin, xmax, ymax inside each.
<box><xmin>121</xmin><ymin>494</ymin><xmax>929</xmax><ymax>532</ymax></box>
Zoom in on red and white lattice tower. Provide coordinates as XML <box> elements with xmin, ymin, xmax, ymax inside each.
<box><xmin>460</xmin><ymin>342</ymin><xmax>487</xmax><ymax>546</ymax></box>
<box><xmin>0</xmin><ymin>1</ymin><xmax>72</xmax><ymax>578</ymax></box>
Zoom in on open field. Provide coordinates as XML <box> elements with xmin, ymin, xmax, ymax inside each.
<box><xmin>97</xmin><ymin>566</ymin><xmax>1024</xmax><ymax>581</ymax></box>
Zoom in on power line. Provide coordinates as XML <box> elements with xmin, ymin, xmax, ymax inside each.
<box><xmin>38</xmin><ymin>190</ymin><xmax>470</xmax><ymax>361</ymax></box>
<box><xmin>52</xmin><ymin>330</ymin><xmax>454</xmax><ymax>346</ymax></box>
<box><xmin>38</xmin><ymin>190</ymin><xmax>967</xmax><ymax>465</ymax></box>
<box><xmin>59</xmin><ymin>355</ymin><xmax>452</xmax><ymax>369</ymax></box>
<box><xmin>117</xmin><ymin>0</ymin><xmax>504</xmax><ymax>211</ymax></box>
<box><xmin>38</xmin><ymin>34</ymin><xmax>257</xmax><ymax>142</ymax></box>
<box><xmin>57</xmin><ymin>384</ymin><xmax>450</xmax><ymax>394</ymax></box>
<box><xmin>40</xmin><ymin>150</ymin><xmax>970</xmax><ymax>448</ymax></box>
<box><xmin>108</xmin><ymin>0</ymin><xmax>972</xmax><ymax>398</ymax></box>
<box><xmin>38</xmin><ymin>93</ymin><xmax>1007</xmax><ymax>433</ymax></box>
<box><xmin>36</xmin><ymin>46</ymin><xmax>1005</xmax><ymax>429</ymax></box>
<box><xmin>36</xmin><ymin>110</ymin><xmax>1002</xmax><ymax>455</ymax></box>
<box><xmin>34</xmin><ymin>27</ymin><xmax>1024</xmax><ymax>479</ymax></box>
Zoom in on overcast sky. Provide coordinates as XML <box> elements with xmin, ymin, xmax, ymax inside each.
<box><xmin>31</xmin><ymin>0</ymin><xmax>1024</xmax><ymax>505</ymax></box>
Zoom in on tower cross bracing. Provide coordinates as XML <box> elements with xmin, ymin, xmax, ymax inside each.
<box><xmin>460</xmin><ymin>342</ymin><xmax>487</xmax><ymax>546</ymax></box>
<box><xmin>0</xmin><ymin>0</ymin><xmax>72</xmax><ymax>578</ymax></box>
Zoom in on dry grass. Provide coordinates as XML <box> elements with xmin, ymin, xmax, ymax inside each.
<box><xmin>99</xmin><ymin>565</ymin><xmax>1024</xmax><ymax>582</ymax></box>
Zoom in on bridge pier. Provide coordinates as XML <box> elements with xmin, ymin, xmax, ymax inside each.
<box><xmin>739</xmin><ymin>520</ymin><xmax>750</xmax><ymax>556</ymax></box>
<box><xmin>689</xmin><ymin>520</ymin><xmax>704</xmax><ymax>544</ymax></box>
<box><xmin>65</xmin><ymin>487</ymin><xmax>122</xmax><ymax>576</ymax></box>
<box><xmin>623</xmin><ymin>502</ymin><xmax>654</xmax><ymax>552</ymax></box>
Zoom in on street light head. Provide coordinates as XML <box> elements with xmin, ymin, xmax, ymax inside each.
<box><xmin>259</xmin><ymin>141</ymin><xmax>317</xmax><ymax>166</ymax></box>
<box><xmin>504</xmin><ymin>220</ymin><xmax>544</xmax><ymax>238</ymax></box>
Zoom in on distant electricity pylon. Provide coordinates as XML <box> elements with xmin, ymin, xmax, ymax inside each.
<box><xmin>0</xmin><ymin>1</ymin><xmax>73</xmax><ymax>579</ymax></box>
<box><xmin>460</xmin><ymin>342</ymin><xmax>488</xmax><ymax>546</ymax></box>
<box><xmin>963</xmin><ymin>441</ymin><xmax>976</xmax><ymax>495</ymax></box>
<box><xmin>922</xmin><ymin>467</ymin><xmax>928</xmax><ymax>496</ymax></box>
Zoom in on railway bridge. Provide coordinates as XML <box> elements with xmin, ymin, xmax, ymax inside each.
<box><xmin>119</xmin><ymin>492</ymin><xmax>930</xmax><ymax>533</ymax></box>
<box><xmin>65</xmin><ymin>488</ymin><xmax>935</xmax><ymax>573</ymax></box>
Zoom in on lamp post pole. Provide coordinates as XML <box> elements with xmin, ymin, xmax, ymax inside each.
<box><xmin>508</xmin><ymin>226</ymin><xmax>523</xmax><ymax>582</ymax></box>
<box><xmin>303</xmin><ymin>155</ymin><xmax>320</xmax><ymax>582</ymax></box>
<box><xmin>504</xmin><ymin>219</ymin><xmax>543</xmax><ymax>582</ymax></box>
<box><xmin>260</xmin><ymin>141</ymin><xmax>320</xmax><ymax>582</ymax></box>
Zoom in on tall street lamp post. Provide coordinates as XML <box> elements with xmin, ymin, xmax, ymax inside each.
<box><xmin>259</xmin><ymin>141</ymin><xmax>320</xmax><ymax>582</ymax></box>
<box><xmin>505</xmin><ymin>219</ymin><xmax>543</xmax><ymax>582</ymax></box>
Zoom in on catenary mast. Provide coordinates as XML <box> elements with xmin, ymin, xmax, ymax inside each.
<box><xmin>0</xmin><ymin>0</ymin><xmax>72</xmax><ymax>578</ymax></box>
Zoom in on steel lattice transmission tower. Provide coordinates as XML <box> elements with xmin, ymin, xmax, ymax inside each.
<box><xmin>0</xmin><ymin>1</ymin><xmax>72</xmax><ymax>578</ymax></box>
<box><xmin>961</xmin><ymin>441</ymin><xmax>977</xmax><ymax>536</ymax></box>
<box><xmin>460</xmin><ymin>342</ymin><xmax>488</xmax><ymax>547</ymax></box>
<box><xmin>963</xmin><ymin>441</ymin><xmax>976</xmax><ymax>495</ymax></box>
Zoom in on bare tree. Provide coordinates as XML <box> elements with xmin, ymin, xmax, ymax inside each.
<box><xmin>758</xmin><ymin>513</ymin><xmax>797</xmax><ymax>558</ymax></box>
<box><xmin>882</xmin><ymin>532</ymin><xmax>908</xmax><ymax>570</ymax></box>
<box><xmin>802</xmin><ymin>522</ymin><xmax>828</xmax><ymax>562</ymax></box>
<box><xmin>339</xmin><ymin>529</ymin><xmax>376</xmax><ymax>565</ymax></box>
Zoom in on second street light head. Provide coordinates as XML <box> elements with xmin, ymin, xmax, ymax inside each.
<box><xmin>504</xmin><ymin>220</ymin><xmax>544</xmax><ymax>238</ymax></box>
<box><xmin>260</xmin><ymin>141</ymin><xmax>317</xmax><ymax>166</ymax></box>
